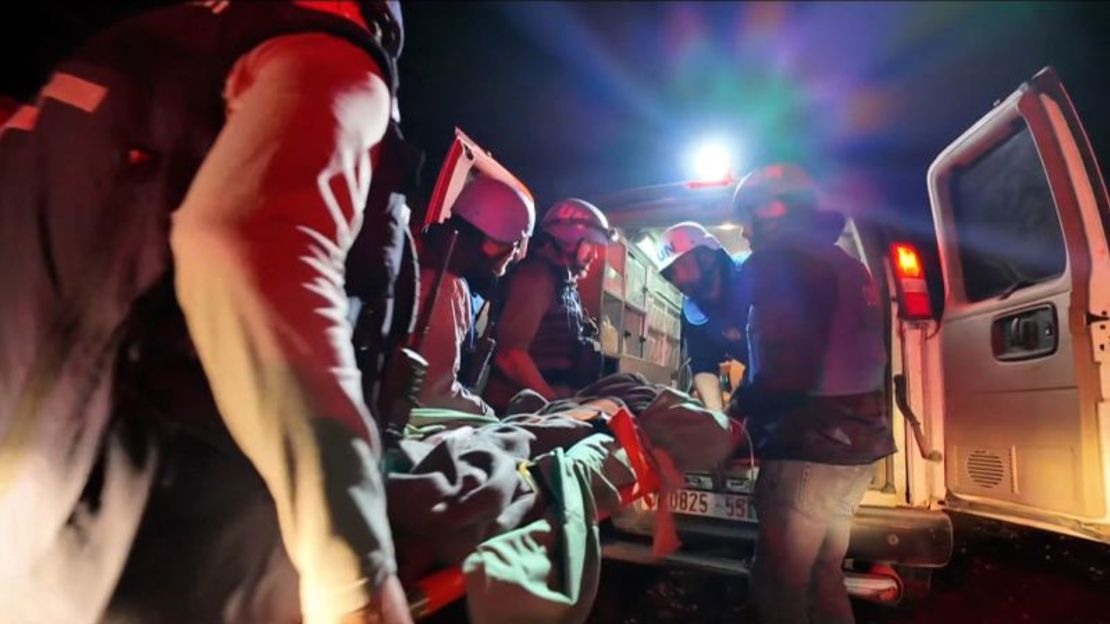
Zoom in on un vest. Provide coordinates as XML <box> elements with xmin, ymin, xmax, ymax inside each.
<box><xmin>0</xmin><ymin>2</ymin><xmax>406</xmax><ymax>454</ymax></box>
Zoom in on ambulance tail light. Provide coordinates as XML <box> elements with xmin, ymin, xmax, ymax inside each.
<box><xmin>890</xmin><ymin>242</ymin><xmax>932</xmax><ymax>321</ymax></box>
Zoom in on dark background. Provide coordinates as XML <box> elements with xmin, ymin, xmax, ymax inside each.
<box><xmin>4</xmin><ymin>1</ymin><xmax>1110</xmax><ymax>240</ymax></box>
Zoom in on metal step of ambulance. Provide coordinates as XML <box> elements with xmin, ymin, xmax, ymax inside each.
<box><xmin>601</xmin><ymin>541</ymin><xmax>903</xmax><ymax>605</ymax></box>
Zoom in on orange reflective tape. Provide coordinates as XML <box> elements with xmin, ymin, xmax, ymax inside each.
<box><xmin>42</xmin><ymin>73</ymin><xmax>107</xmax><ymax>113</ymax></box>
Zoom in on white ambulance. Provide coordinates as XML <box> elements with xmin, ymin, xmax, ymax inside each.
<box><xmin>596</xmin><ymin>67</ymin><xmax>1110</xmax><ymax>605</ymax></box>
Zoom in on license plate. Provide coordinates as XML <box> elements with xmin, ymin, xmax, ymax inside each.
<box><xmin>639</xmin><ymin>489</ymin><xmax>758</xmax><ymax>523</ymax></box>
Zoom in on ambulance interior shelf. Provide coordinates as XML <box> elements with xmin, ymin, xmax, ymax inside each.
<box><xmin>581</xmin><ymin>232</ymin><xmax>683</xmax><ymax>385</ymax></box>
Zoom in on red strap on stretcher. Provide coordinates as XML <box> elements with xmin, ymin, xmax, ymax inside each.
<box><xmin>607</xmin><ymin>406</ymin><xmax>661</xmax><ymax>505</ymax></box>
<box><xmin>410</xmin><ymin>568</ymin><xmax>466</xmax><ymax>619</ymax></box>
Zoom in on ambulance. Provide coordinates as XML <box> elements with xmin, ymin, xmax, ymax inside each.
<box><xmin>593</xmin><ymin>67</ymin><xmax>1110</xmax><ymax>605</ymax></box>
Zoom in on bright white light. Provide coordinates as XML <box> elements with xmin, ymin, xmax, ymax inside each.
<box><xmin>687</xmin><ymin>139</ymin><xmax>734</xmax><ymax>182</ymax></box>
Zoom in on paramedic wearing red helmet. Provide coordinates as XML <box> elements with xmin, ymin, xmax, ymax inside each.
<box><xmin>0</xmin><ymin>2</ymin><xmax>414</xmax><ymax>622</ymax></box>
<box><xmin>484</xmin><ymin>199</ymin><xmax>613</xmax><ymax>410</ymax></box>
<box><xmin>657</xmin><ymin>221</ymin><xmax>751</xmax><ymax>411</ymax></box>
<box><xmin>728</xmin><ymin>164</ymin><xmax>895</xmax><ymax>624</ymax></box>
<box><xmin>415</xmin><ymin>176</ymin><xmax>536</xmax><ymax>417</ymax></box>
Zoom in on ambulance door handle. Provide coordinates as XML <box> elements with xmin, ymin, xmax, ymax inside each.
<box><xmin>992</xmin><ymin>304</ymin><xmax>1057</xmax><ymax>361</ymax></box>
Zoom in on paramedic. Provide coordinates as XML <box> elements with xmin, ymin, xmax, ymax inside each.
<box><xmin>484</xmin><ymin>198</ymin><xmax>614</xmax><ymax>410</ymax></box>
<box><xmin>728</xmin><ymin>163</ymin><xmax>895</xmax><ymax>624</ymax></box>
<box><xmin>657</xmin><ymin>221</ymin><xmax>750</xmax><ymax>411</ymax></box>
<box><xmin>415</xmin><ymin>175</ymin><xmax>535</xmax><ymax>417</ymax></box>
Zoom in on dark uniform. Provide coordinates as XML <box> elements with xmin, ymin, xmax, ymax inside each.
<box><xmin>732</xmin><ymin>217</ymin><xmax>895</xmax><ymax>624</ymax></box>
<box><xmin>733</xmin><ymin>239</ymin><xmax>893</xmax><ymax>464</ymax></box>
<box><xmin>484</xmin><ymin>253</ymin><xmax>600</xmax><ymax>411</ymax></box>
<box><xmin>0</xmin><ymin>3</ymin><xmax>413</xmax><ymax>621</ymax></box>
<box><xmin>681</xmin><ymin>252</ymin><xmax>751</xmax><ymax>382</ymax></box>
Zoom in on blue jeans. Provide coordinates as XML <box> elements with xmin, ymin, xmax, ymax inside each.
<box><xmin>752</xmin><ymin>460</ymin><xmax>874</xmax><ymax>624</ymax></box>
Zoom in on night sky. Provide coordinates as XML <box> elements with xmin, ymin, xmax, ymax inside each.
<box><xmin>5</xmin><ymin>1</ymin><xmax>1110</xmax><ymax>238</ymax></box>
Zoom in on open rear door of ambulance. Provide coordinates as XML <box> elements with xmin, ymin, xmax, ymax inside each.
<box><xmin>927</xmin><ymin>67</ymin><xmax>1110</xmax><ymax>541</ymax></box>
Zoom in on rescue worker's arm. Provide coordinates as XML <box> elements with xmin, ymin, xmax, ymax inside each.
<box><xmin>730</xmin><ymin>251</ymin><xmax>836</xmax><ymax>418</ymax></box>
<box><xmin>169</xmin><ymin>34</ymin><xmax>408</xmax><ymax>624</ymax></box>
<box><xmin>684</xmin><ymin>315</ymin><xmax>726</xmax><ymax>410</ymax></box>
<box><xmin>496</xmin><ymin>349</ymin><xmax>558</xmax><ymax>400</ymax></box>
<box><xmin>693</xmin><ymin>373</ymin><xmax>724</xmax><ymax>411</ymax></box>
<box><xmin>417</xmin><ymin>275</ymin><xmax>496</xmax><ymax>417</ymax></box>
<box><xmin>492</xmin><ymin>261</ymin><xmax>558</xmax><ymax>399</ymax></box>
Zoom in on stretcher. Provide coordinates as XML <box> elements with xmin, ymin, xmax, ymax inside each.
<box><xmin>404</xmin><ymin>406</ymin><xmax>664</xmax><ymax>620</ymax></box>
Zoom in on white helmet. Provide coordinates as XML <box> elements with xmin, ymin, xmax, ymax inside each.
<box><xmin>656</xmin><ymin>221</ymin><xmax>722</xmax><ymax>271</ymax></box>
<box><xmin>451</xmin><ymin>176</ymin><xmax>536</xmax><ymax>245</ymax></box>
<box><xmin>732</xmin><ymin>163</ymin><xmax>817</xmax><ymax>227</ymax></box>
<box><xmin>540</xmin><ymin>198</ymin><xmax>615</xmax><ymax>249</ymax></box>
